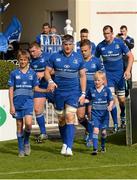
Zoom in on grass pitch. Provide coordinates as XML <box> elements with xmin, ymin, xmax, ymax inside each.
<box><xmin>0</xmin><ymin>129</ymin><xmax>137</xmax><ymax>179</ymax></box>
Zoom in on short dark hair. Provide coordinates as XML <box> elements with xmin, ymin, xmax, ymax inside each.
<box><xmin>80</xmin><ymin>39</ymin><xmax>91</xmax><ymax>48</ymax></box>
<box><xmin>120</xmin><ymin>25</ymin><xmax>127</xmax><ymax>30</ymax></box>
<box><xmin>62</xmin><ymin>34</ymin><xmax>74</xmax><ymax>43</ymax></box>
<box><xmin>29</xmin><ymin>41</ymin><xmax>41</xmax><ymax>49</ymax></box>
<box><xmin>103</xmin><ymin>25</ymin><xmax>113</xmax><ymax>33</ymax></box>
<box><xmin>42</xmin><ymin>22</ymin><xmax>50</xmax><ymax>28</ymax></box>
<box><xmin>80</xmin><ymin>28</ymin><xmax>89</xmax><ymax>34</ymax></box>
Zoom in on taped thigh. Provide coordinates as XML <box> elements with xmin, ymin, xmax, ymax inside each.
<box><xmin>65</xmin><ymin>105</ymin><xmax>77</xmax><ymax>114</ymax></box>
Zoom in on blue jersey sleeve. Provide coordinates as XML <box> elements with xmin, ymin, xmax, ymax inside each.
<box><xmin>119</xmin><ymin>38</ymin><xmax>130</xmax><ymax>55</ymax></box>
<box><xmin>91</xmin><ymin>42</ymin><xmax>96</xmax><ymax>56</ymax></box>
<box><xmin>32</xmin><ymin>71</ymin><xmax>40</xmax><ymax>88</ymax></box>
<box><xmin>36</xmin><ymin>34</ymin><xmax>41</xmax><ymax>44</ymax></box>
<box><xmin>96</xmin><ymin>57</ymin><xmax>105</xmax><ymax>72</ymax></box>
<box><xmin>8</xmin><ymin>70</ymin><xmax>15</xmax><ymax>87</ymax></box>
<box><xmin>86</xmin><ymin>88</ymin><xmax>92</xmax><ymax>100</ymax></box>
<box><xmin>95</xmin><ymin>44</ymin><xmax>101</xmax><ymax>58</ymax></box>
<box><xmin>107</xmin><ymin>87</ymin><xmax>113</xmax><ymax>102</ymax></box>
<box><xmin>47</xmin><ymin>53</ymin><xmax>55</xmax><ymax>69</ymax></box>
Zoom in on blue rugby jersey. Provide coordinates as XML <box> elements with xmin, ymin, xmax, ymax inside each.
<box><xmin>8</xmin><ymin>68</ymin><xmax>39</xmax><ymax>110</ymax></box>
<box><xmin>84</xmin><ymin>57</ymin><xmax>104</xmax><ymax>92</ymax></box>
<box><xmin>88</xmin><ymin>86</ymin><xmax>113</xmax><ymax>116</ymax></box>
<box><xmin>47</xmin><ymin>50</ymin><xmax>85</xmax><ymax>91</ymax></box>
<box><xmin>95</xmin><ymin>38</ymin><xmax>129</xmax><ymax>76</ymax></box>
<box><xmin>30</xmin><ymin>52</ymin><xmax>51</xmax><ymax>88</ymax></box>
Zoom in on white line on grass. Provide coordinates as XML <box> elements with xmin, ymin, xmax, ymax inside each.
<box><xmin>0</xmin><ymin>163</ymin><xmax>137</xmax><ymax>175</ymax></box>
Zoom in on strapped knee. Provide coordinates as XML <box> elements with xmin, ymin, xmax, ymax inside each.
<box><xmin>65</xmin><ymin>105</ymin><xmax>77</xmax><ymax>115</ymax></box>
<box><xmin>55</xmin><ymin>109</ymin><xmax>65</xmax><ymax>116</ymax></box>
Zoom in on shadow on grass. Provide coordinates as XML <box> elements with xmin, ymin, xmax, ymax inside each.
<box><xmin>0</xmin><ymin>141</ymin><xmax>17</xmax><ymax>155</ymax></box>
<box><xmin>107</xmin><ymin>130</ymin><xmax>126</xmax><ymax>146</ymax></box>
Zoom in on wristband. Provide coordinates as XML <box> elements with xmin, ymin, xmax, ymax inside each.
<box><xmin>48</xmin><ymin>79</ymin><xmax>54</xmax><ymax>84</ymax></box>
<box><xmin>81</xmin><ymin>92</ymin><xmax>86</xmax><ymax>97</ymax></box>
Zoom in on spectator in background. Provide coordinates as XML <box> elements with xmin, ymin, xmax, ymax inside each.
<box><xmin>77</xmin><ymin>28</ymin><xmax>96</xmax><ymax>56</ymax></box>
<box><xmin>36</xmin><ymin>23</ymin><xmax>51</xmax><ymax>52</ymax></box>
<box><xmin>48</xmin><ymin>26</ymin><xmax>62</xmax><ymax>53</ymax></box>
<box><xmin>50</xmin><ymin>26</ymin><xmax>57</xmax><ymax>34</ymax></box>
<box><xmin>119</xmin><ymin>25</ymin><xmax>134</xmax><ymax>98</ymax></box>
<box><xmin>116</xmin><ymin>25</ymin><xmax>134</xmax><ymax>127</ymax></box>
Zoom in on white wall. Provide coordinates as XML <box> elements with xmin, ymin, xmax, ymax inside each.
<box><xmin>90</xmin><ymin>0</ymin><xmax>137</xmax><ymax>59</ymax></box>
<box><xmin>0</xmin><ymin>90</ymin><xmax>16</xmax><ymax>141</ymax></box>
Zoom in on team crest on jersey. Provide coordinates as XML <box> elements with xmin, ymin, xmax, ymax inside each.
<box><xmin>73</xmin><ymin>59</ymin><xmax>78</xmax><ymax>64</ymax></box>
<box><xmin>115</xmin><ymin>44</ymin><xmax>120</xmax><ymax>49</ymax></box>
<box><xmin>104</xmin><ymin>92</ymin><xmax>107</xmax><ymax>97</ymax></box>
<box><xmin>16</xmin><ymin>75</ymin><xmax>21</xmax><ymax>79</ymax></box>
<box><xmin>56</xmin><ymin>58</ymin><xmax>61</xmax><ymax>62</ymax></box>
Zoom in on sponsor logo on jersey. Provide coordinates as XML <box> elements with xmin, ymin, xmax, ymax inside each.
<box><xmin>64</xmin><ymin>65</ymin><xmax>70</xmax><ymax>68</ymax></box>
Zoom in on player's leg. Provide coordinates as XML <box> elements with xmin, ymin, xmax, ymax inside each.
<box><xmin>100</xmin><ymin>128</ymin><xmax>107</xmax><ymax>152</ymax></box>
<box><xmin>77</xmin><ymin>105</ymin><xmax>89</xmax><ymax>140</ymax></box>
<box><xmin>100</xmin><ymin>111</ymin><xmax>109</xmax><ymax>152</ymax></box>
<box><xmin>16</xmin><ymin>116</ymin><xmax>24</xmax><ymax>157</ymax></box>
<box><xmin>34</xmin><ymin>97</ymin><xmax>48</xmax><ymax>140</ymax></box>
<box><xmin>77</xmin><ymin>105</ymin><xmax>87</xmax><ymax>130</ymax></box>
<box><xmin>65</xmin><ymin>104</ymin><xmax>77</xmax><ymax>156</ymax></box>
<box><xmin>54</xmin><ymin>93</ymin><xmax>67</xmax><ymax>154</ymax></box>
<box><xmin>117</xmin><ymin>78</ymin><xmax>126</xmax><ymax>128</ymax></box>
<box><xmin>92</xmin><ymin>127</ymin><xmax>99</xmax><ymax>155</ymax></box>
<box><xmin>109</xmin><ymin>87</ymin><xmax>119</xmax><ymax>132</ymax></box>
<box><xmin>107</xmin><ymin>77</ymin><xmax>118</xmax><ymax>132</ymax></box>
<box><xmin>86</xmin><ymin>104</ymin><xmax>93</xmax><ymax>147</ymax></box>
<box><xmin>24</xmin><ymin>113</ymin><xmax>32</xmax><ymax>156</ymax></box>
